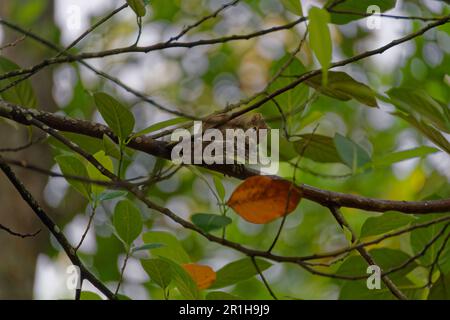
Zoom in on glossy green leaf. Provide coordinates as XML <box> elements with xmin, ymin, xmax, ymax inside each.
<box><xmin>387</xmin><ymin>88</ymin><xmax>450</xmax><ymax>134</ymax></box>
<box><xmin>94</xmin><ymin>92</ymin><xmax>135</xmax><ymax>142</ymax></box>
<box><xmin>438</xmin><ymin>244</ymin><xmax>450</xmax><ymax>276</ymax></box>
<box><xmin>61</xmin><ymin>133</ymin><xmax>104</xmax><ymax>155</ymax></box>
<box><xmin>280</xmin><ymin>0</ymin><xmax>303</xmax><ymax>16</ymax></box>
<box><xmin>429</xmin><ymin>273</ymin><xmax>450</xmax><ymax>300</ymax></box>
<box><xmin>141</xmin><ymin>259</ymin><xmax>172</xmax><ymax>289</ymax></box>
<box><xmin>191</xmin><ymin>213</ymin><xmax>232</xmax><ymax>233</ymax></box>
<box><xmin>337</xmin><ymin>248</ymin><xmax>418</xmax><ymax>280</ymax></box>
<box><xmin>410</xmin><ymin>216</ymin><xmax>450</xmax><ymax>266</ymax></box>
<box><xmin>340</xmin><ymin>278</ymin><xmax>420</xmax><ymax>300</ymax></box>
<box><xmin>159</xmin><ymin>257</ymin><xmax>200</xmax><ymax>300</ymax></box>
<box><xmin>0</xmin><ymin>56</ymin><xmax>37</xmax><ymax>108</ymax></box>
<box><xmin>113</xmin><ymin>199</ymin><xmax>143</xmax><ymax>246</ymax></box>
<box><xmin>305</xmin><ymin>71</ymin><xmax>378</xmax><ymax>107</ymax></box>
<box><xmin>96</xmin><ymin>190</ymin><xmax>128</xmax><ymax>202</ymax></box>
<box><xmin>55</xmin><ymin>155</ymin><xmax>91</xmax><ymax>200</ymax></box>
<box><xmin>294</xmin><ymin>134</ymin><xmax>342</xmax><ymax>163</ymax></box>
<box><xmin>127</xmin><ymin>0</ymin><xmax>146</xmax><ymax>17</ymax></box>
<box><xmin>142</xmin><ymin>231</ymin><xmax>190</xmax><ymax>263</ymax></box>
<box><xmin>210</xmin><ymin>258</ymin><xmax>272</xmax><ymax>289</ymax></box>
<box><xmin>102</xmin><ymin>134</ymin><xmax>121</xmax><ymax>159</ymax></box>
<box><xmin>308</xmin><ymin>7</ymin><xmax>332</xmax><ymax>85</ymax></box>
<box><xmin>360</xmin><ymin>212</ymin><xmax>416</xmax><ymax>237</ymax></box>
<box><xmin>131</xmin><ymin>117</ymin><xmax>189</xmax><ymax>139</ymax></box>
<box><xmin>86</xmin><ymin>151</ymin><xmax>113</xmax><ymax>197</ymax></box>
<box><xmin>132</xmin><ymin>243</ymin><xmax>164</xmax><ymax>253</ymax></box>
<box><xmin>393</xmin><ymin>112</ymin><xmax>450</xmax><ymax>154</ymax></box>
<box><xmin>334</xmin><ymin>134</ymin><xmax>371</xmax><ymax>170</ymax></box>
<box><xmin>371</xmin><ymin>147</ymin><xmax>439</xmax><ymax>168</ymax></box>
<box><xmin>278</xmin><ymin>137</ymin><xmax>299</xmax><ymax>161</ymax></box>
<box><xmin>213</xmin><ymin>176</ymin><xmax>226</xmax><ymax>201</ymax></box>
<box><xmin>80</xmin><ymin>291</ymin><xmax>103</xmax><ymax>300</ymax></box>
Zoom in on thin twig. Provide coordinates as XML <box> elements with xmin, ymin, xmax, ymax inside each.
<box><xmin>167</xmin><ymin>0</ymin><xmax>241</xmax><ymax>43</ymax></box>
<box><xmin>0</xmin><ymin>223</ymin><xmax>40</xmax><ymax>238</ymax></box>
<box><xmin>0</xmin><ymin>35</ymin><xmax>26</xmax><ymax>51</ymax></box>
<box><xmin>328</xmin><ymin>206</ymin><xmax>408</xmax><ymax>300</ymax></box>
<box><xmin>74</xmin><ymin>204</ymin><xmax>97</xmax><ymax>253</ymax></box>
<box><xmin>251</xmin><ymin>256</ymin><xmax>278</xmax><ymax>300</ymax></box>
<box><xmin>0</xmin><ymin>137</ymin><xmax>44</xmax><ymax>153</ymax></box>
<box><xmin>115</xmin><ymin>249</ymin><xmax>131</xmax><ymax>296</ymax></box>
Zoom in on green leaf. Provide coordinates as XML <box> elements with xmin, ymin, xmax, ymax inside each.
<box><xmin>337</xmin><ymin>248</ymin><xmax>418</xmax><ymax>280</ymax></box>
<box><xmin>334</xmin><ymin>133</ymin><xmax>371</xmax><ymax>170</ymax></box>
<box><xmin>339</xmin><ymin>278</ymin><xmax>421</xmax><ymax>300</ymax></box>
<box><xmin>94</xmin><ymin>92</ymin><xmax>135</xmax><ymax>142</ymax></box>
<box><xmin>308</xmin><ymin>7</ymin><xmax>332</xmax><ymax>85</ymax></box>
<box><xmin>393</xmin><ymin>112</ymin><xmax>450</xmax><ymax>154</ymax></box>
<box><xmin>102</xmin><ymin>134</ymin><xmax>121</xmax><ymax>159</ymax></box>
<box><xmin>280</xmin><ymin>0</ymin><xmax>303</xmax><ymax>16</ymax></box>
<box><xmin>371</xmin><ymin>147</ymin><xmax>439</xmax><ymax>168</ymax></box>
<box><xmin>305</xmin><ymin>71</ymin><xmax>378</xmax><ymax>107</ymax></box>
<box><xmin>360</xmin><ymin>212</ymin><xmax>416</xmax><ymax>238</ymax></box>
<box><xmin>61</xmin><ymin>133</ymin><xmax>104</xmax><ymax>155</ymax></box>
<box><xmin>438</xmin><ymin>244</ymin><xmax>450</xmax><ymax>276</ymax></box>
<box><xmin>0</xmin><ymin>56</ymin><xmax>37</xmax><ymax>108</ymax></box>
<box><xmin>142</xmin><ymin>231</ymin><xmax>190</xmax><ymax>264</ymax></box>
<box><xmin>159</xmin><ymin>257</ymin><xmax>200</xmax><ymax>300</ymax></box>
<box><xmin>80</xmin><ymin>291</ymin><xmax>103</xmax><ymax>300</ymax></box>
<box><xmin>141</xmin><ymin>258</ymin><xmax>172</xmax><ymax>289</ymax></box>
<box><xmin>410</xmin><ymin>216</ymin><xmax>450</xmax><ymax>266</ymax></box>
<box><xmin>294</xmin><ymin>134</ymin><xmax>342</xmax><ymax>163</ymax></box>
<box><xmin>327</xmin><ymin>0</ymin><xmax>396</xmax><ymax>25</ymax></box>
<box><xmin>150</xmin><ymin>157</ymin><xmax>167</xmax><ymax>177</ymax></box>
<box><xmin>86</xmin><ymin>151</ymin><xmax>114</xmax><ymax>198</ymax></box>
<box><xmin>210</xmin><ymin>258</ymin><xmax>272</xmax><ymax>289</ymax></box>
<box><xmin>212</xmin><ymin>176</ymin><xmax>226</xmax><ymax>201</ymax></box>
<box><xmin>191</xmin><ymin>213</ymin><xmax>232</xmax><ymax>233</ymax></box>
<box><xmin>55</xmin><ymin>155</ymin><xmax>91</xmax><ymax>200</ymax></box>
<box><xmin>95</xmin><ymin>190</ymin><xmax>128</xmax><ymax>202</ymax></box>
<box><xmin>127</xmin><ymin>0</ymin><xmax>146</xmax><ymax>17</ymax></box>
<box><xmin>206</xmin><ymin>291</ymin><xmax>243</xmax><ymax>300</ymax></box>
<box><xmin>131</xmin><ymin>117</ymin><xmax>189</xmax><ymax>139</ymax></box>
<box><xmin>387</xmin><ymin>88</ymin><xmax>450</xmax><ymax>134</ymax></box>
<box><xmin>279</xmin><ymin>137</ymin><xmax>299</xmax><ymax>161</ymax></box>
<box><xmin>113</xmin><ymin>199</ymin><xmax>143</xmax><ymax>246</ymax></box>
<box><xmin>132</xmin><ymin>243</ymin><xmax>164</xmax><ymax>253</ymax></box>
<box><xmin>429</xmin><ymin>273</ymin><xmax>450</xmax><ymax>300</ymax></box>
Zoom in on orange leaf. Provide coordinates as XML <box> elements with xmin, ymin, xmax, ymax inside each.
<box><xmin>227</xmin><ymin>176</ymin><xmax>301</xmax><ymax>224</ymax></box>
<box><xmin>182</xmin><ymin>263</ymin><xmax>216</xmax><ymax>290</ymax></box>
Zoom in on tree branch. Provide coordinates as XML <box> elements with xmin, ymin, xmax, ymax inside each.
<box><xmin>328</xmin><ymin>206</ymin><xmax>407</xmax><ymax>300</ymax></box>
<box><xmin>0</xmin><ymin>223</ymin><xmax>40</xmax><ymax>238</ymax></box>
<box><xmin>1</xmin><ymin>100</ymin><xmax>449</xmax><ymax>214</ymax></box>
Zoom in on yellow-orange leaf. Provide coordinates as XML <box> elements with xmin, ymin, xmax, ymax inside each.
<box><xmin>227</xmin><ymin>176</ymin><xmax>301</xmax><ymax>224</ymax></box>
<box><xmin>182</xmin><ymin>263</ymin><xmax>216</xmax><ymax>290</ymax></box>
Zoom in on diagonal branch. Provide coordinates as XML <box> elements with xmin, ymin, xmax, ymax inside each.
<box><xmin>1</xmin><ymin>100</ymin><xmax>449</xmax><ymax>214</ymax></box>
<box><xmin>328</xmin><ymin>206</ymin><xmax>407</xmax><ymax>300</ymax></box>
